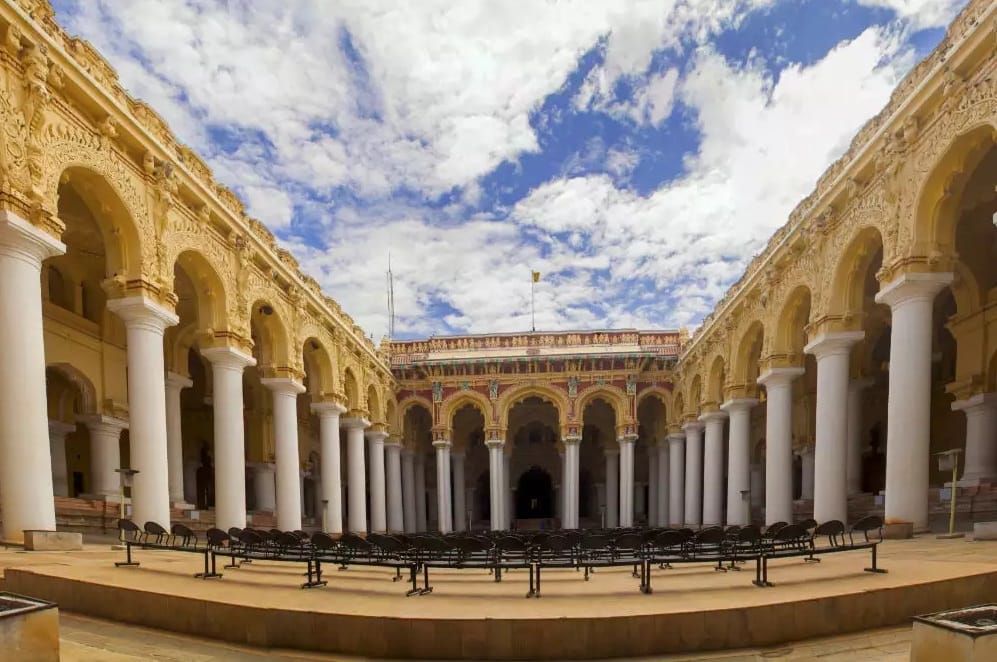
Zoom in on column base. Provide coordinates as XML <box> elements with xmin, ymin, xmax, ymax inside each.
<box><xmin>882</xmin><ymin>522</ymin><xmax>915</xmax><ymax>539</ymax></box>
<box><xmin>171</xmin><ymin>501</ymin><xmax>196</xmax><ymax>511</ymax></box>
<box><xmin>24</xmin><ymin>530</ymin><xmax>84</xmax><ymax>551</ymax></box>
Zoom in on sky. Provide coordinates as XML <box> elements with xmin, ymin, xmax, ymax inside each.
<box><xmin>51</xmin><ymin>0</ymin><xmax>967</xmax><ymax>341</ymax></box>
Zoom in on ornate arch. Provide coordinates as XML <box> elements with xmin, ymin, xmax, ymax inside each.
<box><xmin>174</xmin><ymin>248</ymin><xmax>230</xmax><ymax>333</ymax></box>
<box><xmin>301</xmin><ymin>335</ymin><xmax>336</xmax><ymax>397</ymax></box>
<box><xmin>441</xmin><ymin>390</ymin><xmax>494</xmax><ymax>429</ymax></box>
<box><xmin>46</xmin><ymin>362</ymin><xmax>98</xmax><ymax>418</ymax></box>
<box><xmin>366</xmin><ymin>383</ymin><xmax>383</xmax><ymax>423</ymax></box>
<box><xmin>704</xmin><ymin>355</ymin><xmax>725</xmax><ymax>409</ymax></box>
<box><xmin>497</xmin><ymin>384</ymin><xmax>570</xmax><ymax>431</ymax></box>
<box><xmin>823</xmin><ymin>225</ymin><xmax>884</xmax><ymax>323</ymax></box>
<box><xmin>770</xmin><ymin>284</ymin><xmax>812</xmax><ymax>363</ymax></box>
<box><xmin>686</xmin><ymin>374</ymin><xmax>703</xmax><ymax>418</ymax></box>
<box><xmin>729</xmin><ymin>320</ymin><xmax>764</xmax><ymax>397</ymax></box>
<box><xmin>575</xmin><ymin>384</ymin><xmax>630</xmax><ymax>425</ymax></box>
<box><xmin>636</xmin><ymin>385</ymin><xmax>672</xmax><ymax>411</ymax></box>
<box><xmin>249</xmin><ymin>298</ymin><xmax>293</xmax><ymax>375</ymax></box>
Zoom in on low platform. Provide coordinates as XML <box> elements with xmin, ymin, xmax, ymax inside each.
<box><xmin>2</xmin><ymin>539</ymin><xmax>997</xmax><ymax>659</ymax></box>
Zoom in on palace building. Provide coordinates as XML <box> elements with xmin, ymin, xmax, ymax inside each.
<box><xmin>0</xmin><ymin>0</ymin><xmax>995</xmax><ymax>550</ymax></box>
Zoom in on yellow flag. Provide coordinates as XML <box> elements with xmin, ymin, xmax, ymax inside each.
<box><xmin>532</xmin><ymin>271</ymin><xmax>541</xmax><ymax>283</ymax></box>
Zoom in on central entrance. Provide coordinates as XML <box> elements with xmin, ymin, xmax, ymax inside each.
<box><xmin>515</xmin><ymin>466</ymin><xmax>553</xmax><ymax>519</ymax></box>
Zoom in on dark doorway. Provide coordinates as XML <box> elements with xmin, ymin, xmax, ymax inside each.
<box><xmin>516</xmin><ymin>466</ymin><xmax>553</xmax><ymax>519</ymax></box>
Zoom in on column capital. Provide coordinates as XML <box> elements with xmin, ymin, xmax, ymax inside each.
<box><xmin>48</xmin><ymin>420</ymin><xmax>76</xmax><ymax>437</ymax></box>
<box><xmin>682</xmin><ymin>421</ymin><xmax>705</xmax><ymax>433</ymax></box>
<box><xmin>0</xmin><ymin>209</ymin><xmax>65</xmax><ymax>265</ymax></box>
<box><xmin>563</xmin><ymin>434</ymin><xmax>582</xmax><ymax>445</ymax></box>
<box><xmin>617</xmin><ymin>434</ymin><xmax>637</xmax><ymax>445</ymax></box>
<box><xmin>106</xmin><ymin>295</ymin><xmax>179</xmax><ymax>332</ymax></box>
<box><xmin>698</xmin><ymin>410</ymin><xmax>728</xmax><ymax>423</ymax></box>
<box><xmin>367</xmin><ymin>429</ymin><xmax>390</xmax><ymax>443</ymax></box>
<box><xmin>758</xmin><ymin>366</ymin><xmax>805</xmax><ymax>387</ymax></box>
<box><xmin>201</xmin><ymin>345</ymin><xmax>256</xmax><ymax>371</ymax></box>
<box><xmin>720</xmin><ymin>398</ymin><xmax>759</xmax><ymax>414</ymax></box>
<box><xmin>80</xmin><ymin>414</ymin><xmax>129</xmax><ymax>434</ymax></box>
<box><xmin>484</xmin><ymin>438</ymin><xmax>505</xmax><ymax>449</ymax></box>
<box><xmin>875</xmin><ymin>271</ymin><xmax>953</xmax><ymax>309</ymax></box>
<box><xmin>666</xmin><ymin>433</ymin><xmax>685</xmax><ymax>445</ymax></box>
<box><xmin>165</xmin><ymin>372</ymin><xmax>194</xmax><ymax>391</ymax></box>
<box><xmin>311</xmin><ymin>400</ymin><xmax>348</xmax><ymax>418</ymax></box>
<box><xmin>952</xmin><ymin>392</ymin><xmax>997</xmax><ymax>414</ymax></box>
<box><xmin>796</xmin><ymin>445</ymin><xmax>815</xmax><ymax>459</ymax></box>
<box><xmin>260</xmin><ymin>377</ymin><xmax>305</xmax><ymax>395</ymax></box>
<box><xmin>341</xmin><ymin>416</ymin><xmax>371</xmax><ymax>430</ymax></box>
<box><xmin>432</xmin><ymin>439</ymin><xmax>451</xmax><ymax>450</ymax></box>
<box><xmin>803</xmin><ymin>331</ymin><xmax>864</xmax><ymax>360</ymax></box>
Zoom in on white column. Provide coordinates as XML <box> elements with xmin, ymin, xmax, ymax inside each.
<box><xmin>564</xmin><ymin>436</ymin><xmax>580</xmax><ymax>529</ymax></box>
<box><xmin>260</xmin><ymin>378</ymin><xmax>305</xmax><ymax>531</ymax></box>
<box><xmin>487</xmin><ymin>440</ymin><xmax>504</xmax><ymax>531</ymax></box>
<box><xmin>452</xmin><ymin>451</ymin><xmax>467</xmax><ymax>532</ymax></box>
<box><xmin>800</xmin><ymin>447</ymin><xmax>815</xmax><ymax>500</ymax></box>
<box><xmin>82</xmin><ymin>416</ymin><xmax>128</xmax><ymax>497</ymax></box>
<box><xmin>366</xmin><ymin>430</ymin><xmax>388</xmax><ymax>533</ymax></box>
<box><xmin>385</xmin><ymin>441</ymin><xmax>404</xmax><ymax>532</ymax></box>
<box><xmin>0</xmin><ymin>211</ymin><xmax>64</xmax><ymax>542</ymax></box>
<box><xmin>604</xmin><ymin>448</ymin><xmax>619</xmax><ymax>528</ymax></box>
<box><xmin>758</xmin><ymin>368</ymin><xmax>803</xmax><ymax>525</ymax></box>
<box><xmin>952</xmin><ymin>393</ymin><xmax>997</xmax><ymax>485</ymax></box>
<box><xmin>415</xmin><ymin>452</ymin><xmax>427</xmax><ymax>531</ymax></box>
<box><xmin>202</xmin><ymin>347</ymin><xmax>255</xmax><ymax>532</ymax></box>
<box><xmin>618</xmin><ymin>435</ymin><xmax>636</xmax><ymax>527</ymax></box>
<box><xmin>401</xmin><ymin>448</ymin><xmax>417</xmax><ymax>533</ymax></box>
<box><xmin>164</xmin><ymin>372</ymin><xmax>192</xmax><ymax>504</ymax></box>
<box><xmin>434</xmin><ymin>440</ymin><xmax>453</xmax><ymax>533</ymax></box>
<box><xmin>668</xmin><ymin>433</ymin><xmax>685</xmax><ymax>526</ymax></box>
<box><xmin>48</xmin><ymin>421</ymin><xmax>74</xmax><ymax>497</ymax></box>
<box><xmin>876</xmin><ymin>273</ymin><xmax>951</xmax><ymax>530</ymax></box>
<box><xmin>804</xmin><ymin>331</ymin><xmax>862</xmax><ymax>524</ymax></box>
<box><xmin>682</xmin><ymin>422</ymin><xmax>704</xmax><ymax>526</ymax></box>
<box><xmin>699</xmin><ymin>411</ymin><xmax>728</xmax><ymax>527</ymax></box>
<box><xmin>655</xmin><ymin>440</ymin><xmax>669</xmax><ymax>526</ymax></box>
<box><xmin>647</xmin><ymin>447</ymin><xmax>658</xmax><ymax>527</ymax></box>
<box><xmin>847</xmin><ymin>378</ymin><xmax>873</xmax><ymax>495</ymax></box>
<box><xmin>341</xmin><ymin>416</ymin><xmax>369</xmax><ymax>533</ymax></box>
<box><xmin>504</xmin><ymin>451</ymin><xmax>513</xmax><ymax>529</ymax></box>
<box><xmin>312</xmin><ymin>401</ymin><xmax>346</xmax><ymax>533</ymax></box>
<box><xmin>750</xmin><ymin>463</ymin><xmax>764</xmax><ymax>507</ymax></box>
<box><xmin>251</xmin><ymin>463</ymin><xmax>276</xmax><ymax>513</ymax></box>
<box><xmin>558</xmin><ymin>449</ymin><xmax>566</xmax><ymax>525</ymax></box>
<box><xmin>107</xmin><ymin>295</ymin><xmax>179</xmax><ymax>529</ymax></box>
<box><xmin>721</xmin><ymin>398</ymin><xmax>758</xmax><ymax>526</ymax></box>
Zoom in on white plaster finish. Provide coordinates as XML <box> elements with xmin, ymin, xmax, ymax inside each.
<box><xmin>668</xmin><ymin>433</ymin><xmax>685</xmax><ymax>527</ymax></box>
<box><xmin>805</xmin><ymin>331</ymin><xmax>863</xmax><ymax>524</ymax></box>
<box><xmin>164</xmin><ymin>372</ymin><xmax>193</xmax><ymax>504</ymax></box>
<box><xmin>452</xmin><ymin>451</ymin><xmax>466</xmax><ymax>532</ymax></box>
<box><xmin>312</xmin><ymin>401</ymin><xmax>347</xmax><ymax>533</ymax></box>
<box><xmin>656</xmin><ymin>440</ymin><xmax>669</xmax><ymax>527</ymax></box>
<box><xmin>758</xmin><ymin>367</ymin><xmax>804</xmax><ymax>525</ymax></box>
<box><xmin>604</xmin><ymin>448</ymin><xmax>619</xmax><ymax>529</ymax></box>
<box><xmin>847</xmin><ymin>378</ymin><xmax>874</xmax><ymax>496</ymax></box>
<box><xmin>721</xmin><ymin>398</ymin><xmax>758</xmax><ymax>526</ymax></box>
<box><xmin>385</xmin><ymin>442</ymin><xmax>404</xmax><ymax>532</ymax></box>
<box><xmin>487</xmin><ymin>440</ymin><xmax>504</xmax><ymax>531</ymax></box>
<box><xmin>564</xmin><ymin>436</ymin><xmax>581</xmax><ymax>528</ymax></box>
<box><xmin>107</xmin><ymin>295</ymin><xmax>179</xmax><ymax>529</ymax></box>
<box><xmin>80</xmin><ymin>415</ymin><xmax>128</xmax><ymax>498</ymax></box>
<box><xmin>647</xmin><ymin>447</ymin><xmax>658</xmax><ymax>528</ymax></box>
<box><xmin>250</xmin><ymin>463</ymin><xmax>276</xmax><ymax>512</ymax></box>
<box><xmin>876</xmin><ymin>272</ymin><xmax>952</xmax><ymax>529</ymax></box>
<box><xmin>952</xmin><ymin>393</ymin><xmax>997</xmax><ymax>485</ymax></box>
<box><xmin>48</xmin><ymin>420</ymin><xmax>75</xmax><ymax>498</ymax></box>
<box><xmin>261</xmin><ymin>378</ymin><xmax>305</xmax><ymax>531</ymax></box>
<box><xmin>415</xmin><ymin>452</ymin><xmax>427</xmax><ymax>532</ymax></box>
<box><xmin>366</xmin><ymin>430</ymin><xmax>388</xmax><ymax>533</ymax></box>
<box><xmin>699</xmin><ymin>411</ymin><xmax>728</xmax><ymax>527</ymax></box>
<box><xmin>433</xmin><ymin>440</ymin><xmax>453</xmax><ymax>534</ymax></box>
<box><xmin>800</xmin><ymin>447</ymin><xmax>815</xmax><ymax>501</ymax></box>
<box><xmin>619</xmin><ymin>436</ymin><xmax>636</xmax><ymax>527</ymax></box>
<box><xmin>683</xmin><ymin>422</ymin><xmax>705</xmax><ymax>526</ymax></box>
<box><xmin>401</xmin><ymin>448</ymin><xmax>416</xmax><ymax>533</ymax></box>
<box><xmin>341</xmin><ymin>416</ymin><xmax>370</xmax><ymax>533</ymax></box>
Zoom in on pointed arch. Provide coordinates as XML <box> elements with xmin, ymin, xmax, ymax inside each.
<box><xmin>497</xmin><ymin>384</ymin><xmax>569</xmax><ymax>431</ymax></box>
<box><xmin>574</xmin><ymin>384</ymin><xmax>630</xmax><ymax>426</ymax></box>
<box><xmin>825</xmin><ymin>226</ymin><xmax>884</xmax><ymax>320</ymax></box>
<box><xmin>175</xmin><ymin>249</ymin><xmax>229</xmax><ymax>333</ymax></box>
<box><xmin>440</xmin><ymin>389</ymin><xmax>493</xmax><ymax>429</ymax></box>
<box><xmin>250</xmin><ymin>299</ymin><xmax>291</xmax><ymax>374</ymax></box>
<box><xmin>771</xmin><ymin>285</ymin><xmax>812</xmax><ymax>362</ymax></box>
<box><xmin>730</xmin><ymin>320</ymin><xmax>765</xmax><ymax>395</ymax></box>
<box><xmin>302</xmin><ymin>337</ymin><xmax>335</xmax><ymax>397</ymax></box>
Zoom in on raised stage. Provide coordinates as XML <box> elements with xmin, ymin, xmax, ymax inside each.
<box><xmin>2</xmin><ymin>538</ymin><xmax>997</xmax><ymax>659</ymax></box>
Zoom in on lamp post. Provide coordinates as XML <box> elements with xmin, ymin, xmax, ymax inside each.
<box><xmin>114</xmin><ymin>468</ymin><xmax>139</xmax><ymax>542</ymax></box>
<box><xmin>936</xmin><ymin>449</ymin><xmax>964</xmax><ymax>539</ymax></box>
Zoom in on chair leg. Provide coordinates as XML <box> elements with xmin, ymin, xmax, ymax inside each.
<box><xmin>640</xmin><ymin>560</ymin><xmax>652</xmax><ymax>594</ymax></box>
<box><xmin>115</xmin><ymin>543</ymin><xmax>140</xmax><ymax>568</ymax></box>
<box><xmin>865</xmin><ymin>546</ymin><xmax>887</xmax><ymax>574</ymax></box>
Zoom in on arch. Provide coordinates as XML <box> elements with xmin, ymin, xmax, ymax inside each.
<box><xmin>55</xmin><ymin>166</ymin><xmax>144</xmax><ymax>279</ymax></box>
<box><xmin>636</xmin><ymin>385</ymin><xmax>672</xmax><ymax>412</ymax></box>
<box><xmin>398</xmin><ymin>394</ymin><xmax>434</xmax><ymax>423</ymax></box>
<box><xmin>825</xmin><ymin>226</ymin><xmax>884</xmax><ymax>318</ymax></box>
<box><xmin>771</xmin><ymin>285</ymin><xmax>812</xmax><ymax>360</ymax></box>
<box><xmin>913</xmin><ymin>123</ymin><xmax>997</xmax><ymax>253</ymax></box>
<box><xmin>686</xmin><ymin>374</ymin><xmax>702</xmax><ymax>416</ymax></box>
<box><xmin>343</xmin><ymin>368</ymin><xmax>361</xmax><ymax>412</ymax></box>
<box><xmin>574</xmin><ymin>385</ymin><xmax>629</xmax><ymax>425</ymax></box>
<box><xmin>175</xmin><ymin>249</ymin><xmax>229</xmax><ymax>333</ymax></box>
<box><xmin>730</xmin><ymin>320</ymin><xmax>765</xmax><ymax>393</ymax></box>
<box><xmin>384</xmin><ymin>399</ymin><xmax>398</xmax><ymax>436</ymax></box>
<box><xmin>250</xmin><ymin>299</ymin><xmax>292</xmax><ymax>372</ymax></box>
<box><xmin>302</xmin><ymin>337</ymin><xmax>335</xmax><ymax>397</ymax></box>
<box><xmin>705</xmin><ymin>356</ymin><xmax>725</xmax><ymax>408</ymax></box>
<box><xmin>671</xmin><ymin>393</ymin><xmax>685</xmax><ymax>428</ymax></box>
<box><xmin>441</xmin><ymin>390</ymin><xmax>493</xmax><ymax>429</ymax></box>
<box><xmin>497</xmin><ymin>384</ymin><xmax>569</xmax><ymax>431</ymax></box>
<box><xmin>46</xmin><ymin>363</ymin><xmax>98</xmax><ymax>419</ymax></box>
<box><xmin>166</xmin><ymin>321</ymin><xmax>198</xmax><ymax>376</ymax></box>
<box><xmin>367</xmin><ymin>384</ymin><xmax>383</xmax><ymax>423</ymax></box>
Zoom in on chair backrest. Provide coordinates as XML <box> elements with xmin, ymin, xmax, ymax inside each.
<box><xmin>813</xmin><ymin>520</ymin><xmax>845</xmax><ymax>546</ymax></box>
<box><xmin>737</xmin><ymin>526</ymin><xmax>761</xmax><ymax>546</ymax></box>
<box><xmin>693</xmin><ymin>527</ymin><xmax>725</xmax><ymax>547</ymax></box>
<box><xmin>764</xmin><ymin>521</ymin><xmax>788</xmax><ymax>537</ymax></box>
<box><xmin>227</xmin><ymin>527</ymin><xmax>243</xmax><ymax>538</ymax></box>
<box><xmin>239</xmin><ymin>529</ymin><xmax>266</xmax><ymax>547</ymax></box>
<box><xmin>205</xmin><ymin>528</ymin><xmax>231</xmax><ymax>548</ymax></box>
<box><xmin>798</xmin><ymin>518</ymin><xmax>818</xmax><ymax>531</ymax></box>
<box><xmin>495</xmin><ymin>536</ymin><xmax>527</xmax><ymax>552</ymax></box>
<box><xmin>850</xmin><ymin>515</ymin><xmax>884</xmax><ymax>542</ymax></box>
<box><xmin>613</xmin><ymin>532</ymin><xmax>642</xmax><ymax>552</ymax></box>
<box><xmin>144</xmin><ymin>521</ymin><xmax>169</xmax><ymax>540</ymax></box>
<box><xmin>652</xmin><ymin>530</ymin><xmax>687</xmax><ymax>550</ymax></box>
<box><xmin>774</xmin><ymin>523</ymin><xmax>809</xmax><ymax>545</ymax></box>
<box><xmin>310</xmin><ymin>532</ymin><xmax>338</xmax><ymax>551</ymax></box>
<box><xmin>171</xmin><ymin>523</ymin><xmax>196</xmax><ymax>546</ymax></box>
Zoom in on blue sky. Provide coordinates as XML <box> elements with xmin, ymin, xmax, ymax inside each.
<box><xmin>51</xmin><ymin>0</ymin><xmax>966</xmax><ymax>340</ymax></box>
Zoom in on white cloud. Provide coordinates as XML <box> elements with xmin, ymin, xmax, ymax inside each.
<box><xmin>856</xmin><ymin>0</ymin><xmax>966</xmax><ymax>31</ymax></box>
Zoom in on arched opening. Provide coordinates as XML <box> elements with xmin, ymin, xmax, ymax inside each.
<box><xmin>508</xmin><ymin>396</ymin><xmax>560</xmax><ymax>526</ymax></box>
<box><xmin>403</xmin><ymin>403</ymin><xmax>433</xmax><ymax>530</ymax></box>
<box><xmin>516</xmin><ymin>467</ymin><xmax>554</xmax><ymax>519</ymax></box>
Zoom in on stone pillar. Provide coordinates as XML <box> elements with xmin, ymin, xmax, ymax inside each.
<box><xmin>452</xmin><ymin>451</ymin><xmax>467</xmax><ymax>531</ymax></box>
<box><xmin>202</xmin><ymin>347</ymin><xmax>255</xmax><ymax>532</ymax></box>
<box><xmin>876</xmin><ymin>272</ymin><xmax>951</xmax><ymax>529</ymax></box>
<box><xmin>699</xmin><ymin>411</ymin><xmax>727</xmax><ymax>527</ymax></box>
<box><xmin>385</xmin><ymin>441</ymin><xmax>404</xmax><ymax>532</ymax></box>
<box><xmin>504</xmin><ymin>451</ymin><xmax>513</xmax><ymax>529</ymax></box>
<box><xmin>415</xmin><ymin>452</ymin><xmax>427</xmax><ymax>532</ymax></box>
<box><xmin>682</xmin><ymin>422</ymin><xmax>704</xmax><ymax>526</ymax></box>
<box><xmin>48</xmin><ymin>421</ymin><xmax>74</xmax><ymax>497</ymax></box>
<box><xmin>564</xmin><ymin>436</ymin><xmax>580</xmax><ymax>529</ymax></box>
<box><xmin>721</xmin><ymin>398</ymin><xmax>758</xmax><ymax>526</ymax></box>
<box><xmin>164</xmin><ymin>372</ymin><xmax>192</xmax><ymax>504</ymax></box>
<box><xmin>312</xmin><ymin>402</ymin><xmax>346</xmax><ymax>533</ymax></box>
<box><xmin>558</xmin><ymin>449</ymin><xmax>566</xmax><ymax>525</ymax></box>
<box><xmin>800</xmin><ymin>447</ymin><xmax>815</xmax><ymax>500</ymax></box>
<box><xmin>619</xmin><ymin>436</ymin><xmax>636</xmax><ymax>527</ymax></box>
<box><xmin>647</xmin><ymin>447</ymin><xmax>658</xmax><ymax>528</ymax></box>
<box><xmin>750</xmin><ymin>463</ymin><xmax>764</xmax><ymax>507</ymax></box>
<box><xmin>604</xmin><ymin>448</ymin><xmax>619</xmax><ymax>528</ymax></box>
<box><xmin>0</xmin><ymin>211</ymin><xmax>64</xmax><ymax>542</ymax></box>
<box><xmin>952</xmin><ymin>393</ymin><xmax>997</xmax><ymax>485</ymax></box>
<box><xmin>183</xmin><ymin>460</ymin><xmax>198</xmax><ymax>505</ymax></box>
<box><xmin>804</xmin><ymin>331</ymin><xmax>862</xmax><ymax>524</ymax></box>
<box><xmin>847</xmin><ymin>378</ymin><xmax>873</xmax><ymax>495</ymax></box>
<box><xmin>82</xmin><ymin>416</ymin><xmax>128</xmax><ymax>497</ymax></box>
<box><xmin>401</xmin><ymin>448</ymin><xmax>417</xmax><ymax>533</ymax></box>
<box><xmin>341</xmin><ymin>416</ymin><xmax>369</xmax><ymax>533</ymax></box>
<box><xmin>487</xmin><ymin>440</ymin><xmax>504</xmax><ymax>531</ymax></box>
<box><xmin>655</xmin><ymin>440</ymin><xmax>669</xmax><ymax>526</ymax></box>
<box><xmin>758</xmin><ymin>368</ymin><xmax>803</xmax><ymax>525</ymax></box>
<box><xmin>251</xmin><ymin>463</ymin><xmax>276</xmax><ymax>513</ymax></box>
<box><xmin>668</xmin><ymin>433</ymin><xmax>685</xmax><ymax>526</ymax></box>
<box><xmin>366</xmin><ymin>430</ymin><xmax>388</xmax><ymax>533</ymax></box>
<box><xmin>434</xmin><ymin>440</ymin><xmax>453</xmax><ymax>534</ymax></box>
<box><xmin>107</xmin><ymin>296</ymin><xmax>179</xmax><ymax>529</ymax></box>
<box><xmin>261</xmin><ymin>378</ymin><xmax>305</xmax><ymax>531</ymax></box>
